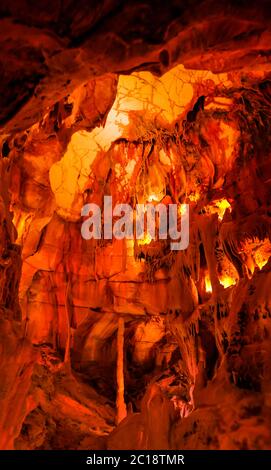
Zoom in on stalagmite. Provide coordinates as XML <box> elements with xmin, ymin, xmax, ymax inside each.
<box><xmin>64</xmin><ymin>277</ymin><xmax>72</xmax><ymax>372</ymax></box>
<box><xmin>116</xmin><ymin>317</ymin><xmax>127</xmax><ymax>425</ymax></box>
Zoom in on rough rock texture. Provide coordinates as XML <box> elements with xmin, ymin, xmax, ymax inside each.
<box><xmin>1</xmin><ymin>0</ymin><xmax>271</xmax><ymax>133</ymax></box>
<box><xmin>1</xmin><ymin>0</ymin><xmax>271</xmax><ymax>451</ymax></box>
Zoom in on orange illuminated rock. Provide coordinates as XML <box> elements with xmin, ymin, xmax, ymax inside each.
<box><xmin>1</xmin><ymin>0</ymin><xmax>271</xmax><ymax>451</ymax></box>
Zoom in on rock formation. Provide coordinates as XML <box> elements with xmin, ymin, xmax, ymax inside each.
<box><xmin>1</xmin><ymin>0</ymin><xmax>271</xmax><ymax>450</ymax></box>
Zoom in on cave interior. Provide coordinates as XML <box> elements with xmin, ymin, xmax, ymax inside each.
<box><xmin>1</xmin><ymin>0</ymin><xmax>271</xmax><ymax>451</ymax></box>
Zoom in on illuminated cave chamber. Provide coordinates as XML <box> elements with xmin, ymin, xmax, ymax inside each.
<box><xmin>1</xmin><ymin>2</ymin><xmax>271</xmax><ymax>450</ymax></box>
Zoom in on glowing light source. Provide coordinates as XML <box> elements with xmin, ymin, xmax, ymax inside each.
<box><xmin>188</xmin><ymin>192</ymin><xmax>200</xmax><ymax>203</ymax></box>
<box><xmin>178</xmin><ymin>205</ymin><xmax>188</xmax><ymax>216</ymax></box>
<box><xmin>256</xmin><ymin>258</ymin><xmax>269</xmax><ymax>270</ymax></box>
<box><xmin>216</xmin><ymin>199</ymin><xmax>231</xmax><ymax>221</ymax></box>
<box><xmin>138</xmin><ymin>233</ymin><xmax>152</xmax><ymax>246</ymax></box>
<box><xmin>204</xmin><ymin>198</ymin><xmax>231</xmax><ymax>221</ymax></box>
<box><xmin>219</xmin><ymin>275</ymin><xmax>236</xmax><ymax>289</ymax></box>
<box><xmin>148</xmin><ymin>194</ymin><xmax>160</xmax><ymax>202</ymax></box>
<box><xmin>205</xmin><ymin>274</ymin><xmax>212</xmax><ymax>293</ymax></box>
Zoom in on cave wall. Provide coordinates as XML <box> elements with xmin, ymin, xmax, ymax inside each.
<box><xmin>0</xmin><ymin>119</ymin><xmax>35</xmax><ymax>450</ymax></box>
